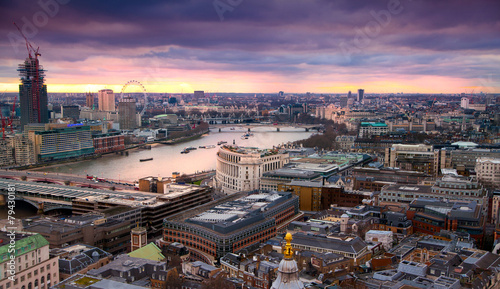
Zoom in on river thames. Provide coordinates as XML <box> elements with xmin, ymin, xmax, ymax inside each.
<box><xmin>39</xmin><ymin>126</ymin><xmax>314</xmax><ymax>181</ymax></box>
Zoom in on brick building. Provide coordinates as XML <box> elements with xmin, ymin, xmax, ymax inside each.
<box><xmin>92</xmin><ymin>131</ymin><xmax>125</xmax><ymax>154</ymax></box>
<box><xmin>161</xmin><ymin>192</ymin><xmax>300</xmax><ymax>263</ymax></box>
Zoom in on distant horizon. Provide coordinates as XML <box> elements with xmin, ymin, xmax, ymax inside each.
<box><xmin>1</xmin><ymin>87</ymin><xmax>495</xmax><ymax>96</ymax></box>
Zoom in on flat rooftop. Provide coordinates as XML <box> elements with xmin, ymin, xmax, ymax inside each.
<box><xmin>0</xmin><ymin>178</ymin><xmax>205</xmax><ymax>209</ymax></box>
<box><xmin>189</xmin><ymin>193</ymin><xmax>284</xmax><ymax>224</ymax></box>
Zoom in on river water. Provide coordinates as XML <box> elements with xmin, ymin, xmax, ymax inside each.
<box><xmin>39</xmin><ymin>126</ymin><xmax>313</xmax><ymax>181</ymax></box>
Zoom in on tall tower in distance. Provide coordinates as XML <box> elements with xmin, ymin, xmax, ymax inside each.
<box><xmin>86</xmin><ymin>92</ymin><xmax>95</xmax><ymax>110</ymax></box>
<box><xmin>18</xmin><ymin>57</ymin><xmax>48</xmax><ymax>129</ymax></box>
<box><xmin>98</xmin><ymin>89</ymin><xmax>115</xmax><ymax>111</ymax></box>
<box><xmin>15</xmin><ymin>22</ymin><xmax>49</xmax><ymax>130</ymax></box>
<box><xmin>119</xmin><ymin>96</ymin><xmax>137</xmax><ymax>130</ymax></box>
<box><xmin>357</xmin><ymin>89</ymin><xmax>364</xmax><ymax>103</ymax></box>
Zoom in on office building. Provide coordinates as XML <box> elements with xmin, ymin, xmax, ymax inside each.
<box><xmin>0</xmin><ymin>138</ymin><xmax>15</xmax><ymax>167</ymax></box>
<box><xmin>161</xmin><ymin>192</ymin><xmax>300</xmax><ymax>263</ymax></box>
<box><xmin>358</xmin><ymin>122</ymin><xmax>388</xmax><ymax>138</ymax></box>
<box><xmin>450</xmin><ymin>149</ymin><xmax>500</xmax><ymax>175</ymax></box>
<box><xmin>385</xmin><ymin>144</ymin><xmax>442</xmax><ymax>177</ymax></box>
<box><xmin>461</xmin><ymin>97</ymin><xmax>470</xmax><ymax>109</ymax></box>
<box><xmin>340</xmin><ymin>96</ymin><xmax>348</xmax><ymax>108</ymax></box>
<box><xmin>86</xmin><ymin>92</ymin><xmax>95</xmax><ymax>109</ymax></box>
<box><xmin>61</xmin><ymin>105</ymin><xmax>80</xmax><ymax>121</ymax></box>
<box><xmin>72</xmin><ymin>183</ymin><xmax>212</xmax><ymax>237</ymax></box>
<box><xmin>407</xmin><ymin>198</ymin><xmax>485</xmax><ymax>245</ymax></box>
<box><xmin>259</xmin><ymin>168</ymin><xmax>322</xmax><ymax>191</ymax></box>
<box><xmin>18</xmin><ymin>57</ymin><xmax>49</xmax><ymax>128</ymax></box>
<box><xmin>193</xmin><ymin>90</ymin><xmax>205</xmax><ymax>100</ymax></box>
<box><xmin>24</xmin><ymin>212</ymin><xmax>137</xmax><ymax>255</ymax></box>
<box><xmin>278</xmin><ymin>181</ymin><xmax>376</xmax><ymax>211</ymax></box>
<box><xmin>14</xmin><ymin>134</ymin><xmax>36</xmax><ymax>165</ymax></box>
<box><xmin>28</xmin><ymin>125</ymin><xmax>94</xmax><ymax>162</ymax></box>
<box><xmin>98</xmin><ymin>89</ymin><xmax>115</xmax><ymax>111</ymax></box>
<box><xmin>335</xmin><ymin>135</ymin><xmax>356</xmax><ymax>151</ymax></box>
<box><xmin>118</xmin><ymin>96</ymin><xmax>137</xmax><ymax>130</ymax></box>
<box><xmin>475</xmin><ymin>157</ymin><xmax>500</xmax><ymax>189</ymax></box>
<box><xmin>215</xmin><ymin>145</ymin><xmax>289</xmax><ymax>195</ymax></box>
<box><xmin>0</xmin><ymin>232</ymin><xmax>59</xmax><ymax>289</ymax></box>
<box><xmin>357</xmin><ymin>89</ymin><xmax>364</xmax><ymax>102</ymax></box>
<box><xmin>92</xmin><ymin>131</ymin><xmax>125</xmax><ymax>154</ymax></box>
<box><xmin>380</xmin><ymin>175</ymin><xmax>486</xmax><ymax>209</ymax></box>
<box><xmin>352</xmin><ymin>167</ymin><xmax>431</xmax><ymax>185</ymax></box>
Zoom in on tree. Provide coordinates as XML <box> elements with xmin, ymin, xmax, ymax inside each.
<box><xmin>166</xmin><ymin>268</ymin><xmax>183</xmax><ymax>289</ymax></box>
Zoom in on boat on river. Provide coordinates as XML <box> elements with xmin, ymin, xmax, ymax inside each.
<box><xmin>140</xmin><ymin>158</ymin><xmax>153</xmax><ymax>162</ymax></box>
<box><xmin>217</xmin><ymin>141</ymin><xmax>227</xmax><ymax>145</ymax></box>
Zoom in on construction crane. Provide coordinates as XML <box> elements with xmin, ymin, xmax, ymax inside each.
<box><xmin>393</xmin><ymin>103</ymin><xmax>414</xmax><ymax>123</ymax></box>
<box><xmin>14</xmin><ymin>22</ymin><xmax>43</xmax><ymax>123</ymax></box>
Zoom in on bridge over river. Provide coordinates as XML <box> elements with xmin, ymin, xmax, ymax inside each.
<box><xmin>0</xmin><ymin>178</ymin><xmax>143</xmax><ymax>214</ymax></box>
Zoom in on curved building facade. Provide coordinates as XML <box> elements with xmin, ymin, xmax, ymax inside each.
<box><xmin>216</xmin><ymin>145</ymin><xmax>289</xmax><ymax>195</ymax></box>
<box><xmin>161</xmin><ymin>192</ymin><xmax>300</xmax><ymax>262</ymax></box>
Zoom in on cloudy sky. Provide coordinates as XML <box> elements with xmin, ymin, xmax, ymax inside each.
<box><xmin>1</xmin><ymin>0</ymin><xmax>499</xmax><ymax>94</ymax></box>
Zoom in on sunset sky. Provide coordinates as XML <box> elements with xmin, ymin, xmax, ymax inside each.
<box><xmin>1</xmin><ymin>0</ymin><xmax>499</xmax><ymax>94</ymax></box>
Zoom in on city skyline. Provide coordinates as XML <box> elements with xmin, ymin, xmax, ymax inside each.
<box><xmin>1</xmin><ymin>0</ymin><xmax>499</xmax><ymax>94</ymax></box>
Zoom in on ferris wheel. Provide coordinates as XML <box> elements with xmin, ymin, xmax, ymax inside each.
<box><xmin>120</xmin><ymin>80</ymin><xmax>148</xmax><ymax>116</ymax></box>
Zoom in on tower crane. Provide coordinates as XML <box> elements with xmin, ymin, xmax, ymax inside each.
<box><xmin>14</xmin><ymin>22</ymin><xmax>43</xmax><ymax>123</ymax></box>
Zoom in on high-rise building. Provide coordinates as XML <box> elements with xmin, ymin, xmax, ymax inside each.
<box><xmin>340</xmin><ymin>96</ymin><xmax>348</xmax><ymax>107</ymax></box>
<box><xmin>86</xmin><ymin>92</ymin><xmax>95</xmax><ymax>109</ymax></box>
<box><xmin>98</xmin><ymin>89</ymin><xmax>115</xmax><ymax>111</ymax></box>
<box><xmin>358</xmin><ymin>89</ymin><xmax>364</xmax><ymax>102</ymax></box>
<box><xmin>193</xmin><ymin>90</ymin><xmax>205</xmax><ymax>100</ymax></box>
<box><xmin>18</xmin><ymin>57</ymin><xmax>48</xmax><ymax>128</ymax></box>
<box><xmin>118</xmin><ymin>96</ymin><xmax>137</xmax><ymax>129</ymax></box>
<box><xmin>61</xmin><ymin>105</ymin><xmax>80</xmax><ymax>120</ymax></box>
<box><xmin>348</xmin><ymin>91</ymin><xmax>352</xmax><ymax>99</ymax></box>
<box><xmin>461</xmin><ymin>97</ymin><xmax>470</xmax><ymax>109</ymax></box>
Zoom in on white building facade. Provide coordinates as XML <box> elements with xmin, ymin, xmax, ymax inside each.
<box><xmin>215</xmin><ymin>146</ymin><xmax>289</xmax><ymax>195</ymax></box>
<box><xmin>476</xmin><ymin>157</ymin><xmax>500</xmax><ymax>189</ymax></box>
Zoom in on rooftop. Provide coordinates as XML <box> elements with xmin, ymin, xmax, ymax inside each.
<box><xmin>186</xmin><ymin>192</ymin><xmax>291</xmax><ymax>234</ymax></box>
<box><xmin>290</xmin><ymin>232</ymin><xmax>367</xmax><ymax>254</ymax></box>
